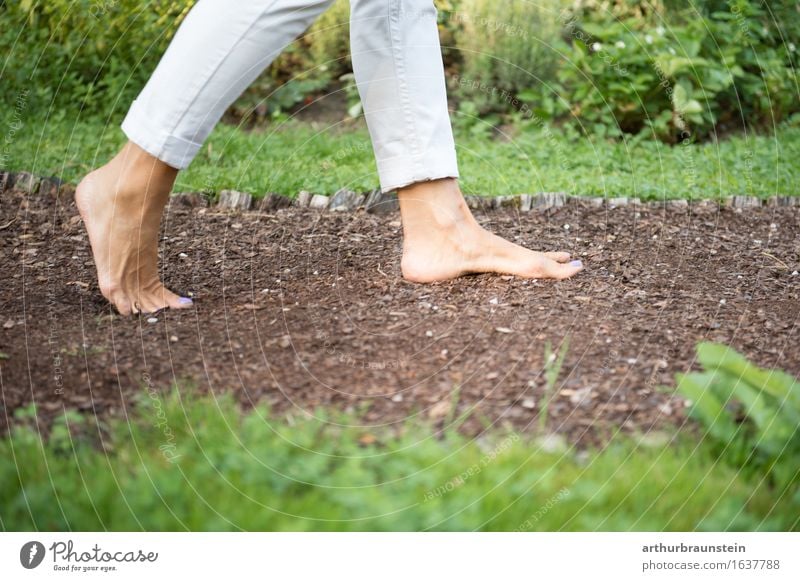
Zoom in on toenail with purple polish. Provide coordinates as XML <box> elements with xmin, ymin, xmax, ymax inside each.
<box><xmin>570</xmin><ymin>260</ymin><xmax>583</xmax><ymax>268</ymax></box>
<box><xmin>178</xmin><ymin>297</ymin><xmax>193</xmax><ymax>305</ymax></box>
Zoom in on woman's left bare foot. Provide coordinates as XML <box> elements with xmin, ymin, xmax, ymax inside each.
<box><xmin>77</xmin><ymin>142</ymin><xmax>193</xmax><ymax>315</ymax></box>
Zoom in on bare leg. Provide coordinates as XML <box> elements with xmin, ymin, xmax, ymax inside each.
<box><xmin>76</xmin><ymin>142</ymin><xmax>190</xmax><ymax>315</ymax></box>
<box><xmin>399</xmin><ymin>178</ymin><xmax>582</xmax><ymax>282</ymax></box>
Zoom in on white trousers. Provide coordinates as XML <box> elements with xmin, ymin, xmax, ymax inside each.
<box><xmin>121</xmin><ymin>0</ymin><xmax>459</xmax><ymax>193</ymax></box>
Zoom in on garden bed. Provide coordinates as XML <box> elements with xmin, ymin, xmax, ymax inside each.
<box><xmin>1</xmin><ymin>187</ymin><xmax>798</xmax><ymax>445</ymax></box>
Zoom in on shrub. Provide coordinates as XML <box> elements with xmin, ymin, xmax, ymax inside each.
<box><xmin>0</xmin><ymin>0</ymin><xmax>352</xmax><ymax>120</ymax></box>
<box><xmin>0</xmin><ymin>0</ymin><xmax>194</xmax><ymax>116</ymax></box>
<box><xmin>526</xmin><ymin>0</ymin><xmax>800</xmax><ymax>141</ymax></box>
<box><xmin>451</xmin><ymin>0</ymin><xmax>566</xmax><ymax>112</ymax></box>
<box><xmin>307</xmin><ymin>0</ymin><xmax>350</xmax><ymax>77</ymax></box>
<box><xmin>2</xmin><ymin>0</ymin><xmax>797</xmax><ymax>142</ymax></box>
<box><xmin>677</xmin><ymin>342</ymin><xmax>800</xmax><ymax>490</ymax></box>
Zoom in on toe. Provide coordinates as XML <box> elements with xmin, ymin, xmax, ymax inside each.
<box><xmin>137</xmin><ymin>284</ymin><xmax>192</xmax><ymax>313</ymax></box>
<box><xmin>540</xmin><ymin>258</ymin><xmax>583</xmax><ymax>280</ymax></box>
<box><xmin>164</xmin><ymin>289</ymin><xmax>194</xmax><ymax>310</ymax></box>
<box><xmin>114</xmin><ymin>296</ymin><xmax>134</xmax><ymax>316</ymax></box>
<box><xmin>544</xmin><ymin>251</ymin><xmax>571</xmax><ymax>263</ymax></box>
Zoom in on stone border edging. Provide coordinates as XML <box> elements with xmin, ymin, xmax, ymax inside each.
<box><xmin>2</xmin><ymin>170</ymin><xmax>798</xmax><ymax>214</ymax></box>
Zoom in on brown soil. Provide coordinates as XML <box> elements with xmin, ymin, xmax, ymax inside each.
<box><xmin>1</xmin><ymin>189</ymin><xmax>798</xmax><ymax>444</ymax></box>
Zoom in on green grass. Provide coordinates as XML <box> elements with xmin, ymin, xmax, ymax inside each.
<box><xmin>4</xmin><ymin>110</ymin><xmax>799</xmax><ymax>200</ymax></box>
<box><xmin>1</xmin><ymin>390</ymin><xmax>796</xmax><ymax>531</ymax></box>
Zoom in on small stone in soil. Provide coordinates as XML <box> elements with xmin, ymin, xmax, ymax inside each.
<box><xmin>309</xmin><ymin>194</ymin><xmax>330</xmax><ymax>210</ymax></box>
<box><xmin>295</xmin><ymin>191</ymin><xmax>312</xmax><ymax>207</ymax></box>
<box><xmin>257</xmin><ymin>193</ymin><xmax>292</xmax><ymax>211</ymax></box>
<box><xmin>329</xmin><ymin>188</ymin><xmax>366</xmax><ymax>212</ymax></box>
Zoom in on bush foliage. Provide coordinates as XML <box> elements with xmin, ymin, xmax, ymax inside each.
<box><xmin>1</xmin><ymin>0</ymin><xmax>798</xmax><ymax>141</ymax></box>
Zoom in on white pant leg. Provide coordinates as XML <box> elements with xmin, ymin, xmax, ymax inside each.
<box><xmin>122</xmin><ymin>0</ymin><xmax>460</xmax><ymax>193</ymax></box>
<box><xmin>350</xmin><ymin>0</ymin><xmax>459</xmax><ymax>192</ymax></box>
<box><xmin>122</xmin><ymin>0</ymin><xmax>335</xmax><ymax>169</ymax></box>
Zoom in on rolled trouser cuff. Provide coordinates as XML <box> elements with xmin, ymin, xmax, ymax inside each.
<box><xmin>377</xmin><ymin>147</ymin><xmax>459</xmax><ymax>193</ymax></box>
<box><xmin>121</xmin><ymin>100</ymin><xmax>202</xmax><ymax>170</ymax></box>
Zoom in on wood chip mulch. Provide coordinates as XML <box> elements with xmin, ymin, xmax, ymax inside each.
<box><xmin>1</xmin><ymin>188</ymin><xmax>798</xmax><ymax>446</ymax></box>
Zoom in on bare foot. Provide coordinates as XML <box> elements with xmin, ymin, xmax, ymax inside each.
<box><xmin>76</xmin><ymin>142</ymin><xmax>193</xmax><ymax>315</ymax></box>
<box><xmin>398</xmin><ymin>179</ymin><xmax>583</xmax><ymax>282</ymax></box>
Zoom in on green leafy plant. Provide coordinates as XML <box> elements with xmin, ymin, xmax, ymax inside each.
<box><xmin>677</xmin><ymin>342</ymin><xmax>800</xmax><ymax>489</ymax></box>
<box><xmin>527</xmin><ymin>0</ymin><xmax>800</xmax><ymax>142</ymax></box>
<box><xmin>1</xmin><ymin>0</ymin><xmax>195</xmax><ymax>115</ymax></box>
<box><xmin>451</xmin><ymin>0</ymin><xmax>566</xmax><ymax>115</ymax></box>
<box><xmin>0</xmin><ymin>0</ymin><xmax>350</xmax><ymax>119</ymax></box>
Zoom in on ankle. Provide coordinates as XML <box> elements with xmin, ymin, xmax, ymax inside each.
<box><xmin>106</xmin><ymin>142</ymin><xmax>177</xmax><ymax>198</ymax></box>
<box><xmin>397</xmin><ymin>178</ymin><xmax>474</xmax><ymax>232</ymax></box>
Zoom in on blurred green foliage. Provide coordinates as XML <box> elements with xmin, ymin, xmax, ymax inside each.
<box><xmin>452</xmin><ymin>0</ymin><xmax>565</xmax><ymax>103</ymax></box>
<box><xmin>1</xmin><ymin>0</ymin><xmax>797</xmax><ymax>142</ymax></box>
<box><xmin>0</xmin><ymin>0</ymin><xmax>193</xmax><ymax>116</ymax></box>
<box><xmin>537</xmin><ymin>0</ymin><xmax>800</xmax><ymax>141</ymax></box>
<box><xmin>678</xmin><ymin>342</ymin><xmax>800</xmax><ymax>491</ymax></box>
<box><xmin>0</xmin><ymin>0</ymin><xmax>350</xmax><ymax>121</ymax></box>
<box><xmin>2</xmin><ymin>386</ymin><xmax>796</xmax><ymax>531</ymax></box>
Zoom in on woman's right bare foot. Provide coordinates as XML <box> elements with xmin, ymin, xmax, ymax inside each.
<box><xmin>76</xmin><ymin>142</ymin><xmax>193</xmax><ymax>315</ymax></box>
<box><xmin>398</xmin><ymin>179</ymin><xmax>583</xmax><ymax>282</ymax></box>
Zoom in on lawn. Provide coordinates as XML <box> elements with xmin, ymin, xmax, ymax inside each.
<box><xmin>5</xmin><ymin>111</ymin><xmax>799</xmax><ymax>200</ymax></box>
